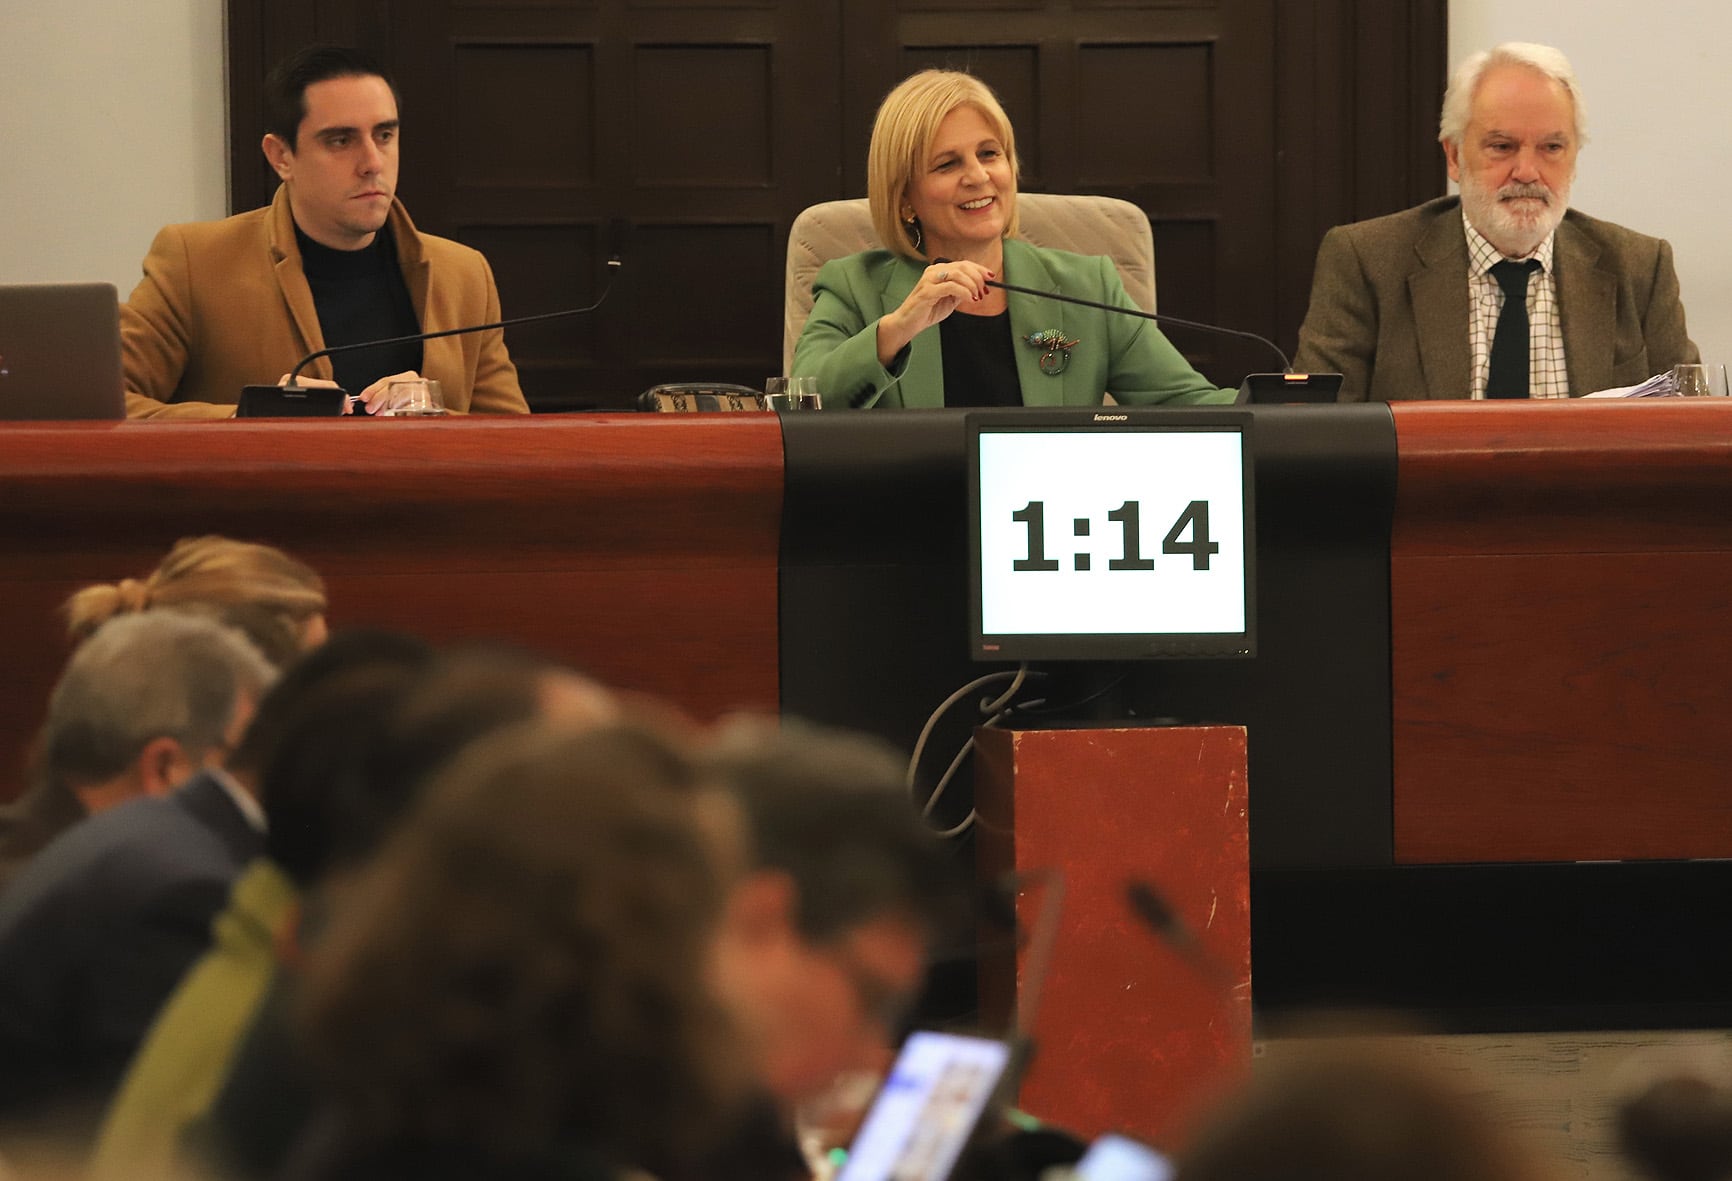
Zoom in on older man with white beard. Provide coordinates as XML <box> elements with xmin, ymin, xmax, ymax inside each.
<box><xmin>1293</xmin><ymin>41</ymin><xmax>1697</xmax><ymax>401</ymax></box>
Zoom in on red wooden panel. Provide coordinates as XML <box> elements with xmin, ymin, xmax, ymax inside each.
<box><xmin>974</xmin><ymin>725</ymin><xmax>1251</xmax><ymax>1147</ymax></box>
<box><xmin>1392</xmin><ymin>400</ymin><xmax>1732</xmax><ymax>555</ymax></box>
<box><xmin>1389</xmin><ymin>401</ymin><xmax>1732</xmax><ymax>863</ymax></box>
<box><xmin>0</xmin><ymin>416</ymin><xmax>785</xmax><ymax>801</ymax></box>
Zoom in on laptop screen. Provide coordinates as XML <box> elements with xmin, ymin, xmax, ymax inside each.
<box><xmin>0</xmin><ymin>283</ymin><xmax>125</xmax><ymax>421</ymax></box>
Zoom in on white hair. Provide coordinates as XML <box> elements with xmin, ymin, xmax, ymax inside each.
<box><xmin>38</xmin><ymin>610</ymin><xmax>275</xmax><ymax>794</ymax></box>
<box><xmin>1438</xmin><ymin>42</ymin><xmax>1586</xmax><ymax>147</ymax></box>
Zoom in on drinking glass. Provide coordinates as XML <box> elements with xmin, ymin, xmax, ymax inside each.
<box><xmin>1669</xmin><ymin>361</ymin><xmax>1711</xmax><ymax>398</ymax></box>
<box><xmin>378</xmin><ymin>378</ymin><xmax>447</xmax><ymax>416</ymax></box>
<box><xmin>766</xmin><ymin>375</ymin><xmax>822</xmax><ymax>411</ymax></box>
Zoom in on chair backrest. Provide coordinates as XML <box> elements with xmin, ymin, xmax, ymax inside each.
<box><xmin>782</xmin><ymin>193</ymin><xmax>1158</xmax><ymax>373</ymax></box>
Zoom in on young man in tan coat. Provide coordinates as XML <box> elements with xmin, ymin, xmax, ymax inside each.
<box><xmin>122</xmin><ymin>46</ymin><xmax>528</xmax><ymax>418</ymax></box>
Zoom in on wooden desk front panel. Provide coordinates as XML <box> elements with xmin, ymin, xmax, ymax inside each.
<box><xmin>1389</xmin><ymin>401</ymin><xmax>1732</xmax><ymax>863</ymax></box>
<box><xmin>0</xmin><ymin>417</ymin><xmax>785</xmax><ymax>798</ymax></box>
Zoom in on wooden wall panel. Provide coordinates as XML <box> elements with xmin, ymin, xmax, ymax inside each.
<box><xmin>630</xmin><ymin>45</ymin><xmax>773</xmax><ymax>186</ymax></box>
<box><xmin>628</xmin><ymin>224</ymin><xmax>779</xmax><ymax>371</ymax></box>
<box><xmin>306</xmin><ymin>0</ymin><xmax>845</xmax><ymax>410</ymax></box>
<box><xmin>1073</xmin><ymin>43</ymin><xmax>1214</xmax><ymax>184</ymax></box>
<box><xmin>453</xmin><ymin>43</ymin><xmax>597</xmax><ymax>186</ymax></box>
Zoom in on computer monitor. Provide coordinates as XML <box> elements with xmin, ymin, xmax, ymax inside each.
<box><xmin>967</xmin><ymin>409</ymin><xmax>1256</xmax><ymax>662</ymax></box>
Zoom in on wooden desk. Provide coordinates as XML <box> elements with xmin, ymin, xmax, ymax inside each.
<box><xmin>3</xmin><ymin>404</ymin><xmax>1729</xmax><ymax>1026</ymax></box>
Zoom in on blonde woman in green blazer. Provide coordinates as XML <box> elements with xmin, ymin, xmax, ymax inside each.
<box><xmin>793</xmin><ymin>69</ymin><xmax>1234</xmax><ymax>411</ymax></box>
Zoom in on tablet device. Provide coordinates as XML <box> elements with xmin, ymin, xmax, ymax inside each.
<box><xmin>1074</xmin><ymin>1133</ymin><xmax>1174</xmax><ymax>1181</ymax></box>
<box><xmin>836</xmin><ymin>1030</ymin><xmax>1013</xmax><ymax>1181</ymax></box>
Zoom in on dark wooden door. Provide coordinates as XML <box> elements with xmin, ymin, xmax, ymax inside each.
<box><xmin>228</xmin><ymin>0</ymin><xmax>1444</xmax><ymax>407</ymax></box>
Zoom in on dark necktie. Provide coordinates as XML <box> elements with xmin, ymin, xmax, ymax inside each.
<box><xmin>1486</xmin><ymin>258</ymin><xmax>1542</xmax><ymax>399</ymax></box>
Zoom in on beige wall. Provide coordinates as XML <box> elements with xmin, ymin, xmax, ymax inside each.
<box><xmin>0</xmin><ymin>2</ymin><xmax>227</xmax><ymax>295</ymax></box>
<box><xmin>1450</xmin><ymin>2</ymin><xmax>1732</xmax><ymax>375</ymax></box>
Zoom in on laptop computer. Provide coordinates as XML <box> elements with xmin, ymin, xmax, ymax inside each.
<box><xmin>0</xmin><ymin>282</ymin><xmax>126</xmax><ymax>421</ymax></box>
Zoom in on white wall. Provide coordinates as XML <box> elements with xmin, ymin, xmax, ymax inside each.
<box><xmin>0</xmin><ymin>2</ymin><xmax>227</xmax><ymax>296</ymax></box>
<box><xmin>1450</xmin><ymin>3</ymin><xmax>1732</xmax><ymax>370</ymax></box>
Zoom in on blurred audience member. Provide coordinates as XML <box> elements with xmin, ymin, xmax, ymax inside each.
<box><xmin>1620</xmin><ymin>1073</ymin><xmax>1732</xmax><ymax>1181</ymax></box>
<box><xmin>285</xmin><ymin>721</ymin><xmax>746</xmax><ymax>1181</ymax></box>
<box><xmin>707</xmin><ymin>716</ymin><xmax>964</xmax><ymax>1105</ymax></box>
<box><xmin>660</xmin><ymin>717</ymin><xmax>964</xmax><ymax>1181</ymax></box>
<box><xmin>1174</xmin><ymin>1049</ymin><xmax>1555</xmax><ymax>1181</ymax></box>
<box><xmin>195</xmin><ymin>647</ymin><xmax>619</xmax><ymax>1180</ymax></box>
<box><xmin>0</xmin><ymin>613</ymin><xmax>277</xmax><ymax>891</ymax></box>
<box><xmin>0</xmin><ymin>615</ymin><xmax>276</xmax><ymax>1147</ymax></box>
<box><xmin>64</xmin><ymin>535</ymin><xmax>328</xmax><ymax>667</ymax></box>
<box><xmin>89</xmin><ymin>631</ymin><xmax>433</xmax><ymax>1181</ymax></box>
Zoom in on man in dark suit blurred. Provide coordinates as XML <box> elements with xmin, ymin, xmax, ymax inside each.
<box><xmin>0</xmin><ymin>615</ymin><xmax>275</xmax><ymax>1148</ymax></box>
<box><xmin>1294</xmin><ymin>41</ymin><xmax>1697</xmax><ymax>401</ymax></box>
<box><xmin>0</xmin><ymin>612</ymin><xmax>276</xmax><ymax>893</ymax></box>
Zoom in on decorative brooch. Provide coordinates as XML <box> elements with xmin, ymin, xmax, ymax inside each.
<box><xmin>1022</xmin><ymin>329</ymin><xmax>1079</xmax><ymax>376</ymax></box>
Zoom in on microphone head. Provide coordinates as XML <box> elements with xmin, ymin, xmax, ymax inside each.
<box><xmin>1122</xmin><ymin>879</ymin><xmax>1177</xmax><ymax>935</ymax></box>
<box><xmin>1126</xmin><ymin>879</ymin><xmax>1182</xmax><ymax>939</ymax></box>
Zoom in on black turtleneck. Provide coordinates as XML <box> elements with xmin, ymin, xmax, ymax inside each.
<box><xmin>294</xmin><ymin>222</ymin><xmax>422</xmax><ymax>399</ymax></box>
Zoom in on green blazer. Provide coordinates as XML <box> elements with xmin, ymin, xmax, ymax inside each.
<box><xmin>793</xmin><ymin>238</ymin><xmax>1235</xmax><ymax>409</ymax></box>
<box><xmin>89</xmin><ymin>858</ymin><xmax>298</xmax><ymax>1180</ymax></box>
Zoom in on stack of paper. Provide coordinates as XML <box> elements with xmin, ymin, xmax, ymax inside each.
<box><xmin>1583</xmin><ymin>373</ymin><xmax>1679</xmax><ymax>399</ymax></box>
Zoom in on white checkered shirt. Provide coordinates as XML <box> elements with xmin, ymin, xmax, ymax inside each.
<box><xmin>1464</xmin><ymin>214</ymin><xmax>1570</xmax><ymax>399</ymax></box>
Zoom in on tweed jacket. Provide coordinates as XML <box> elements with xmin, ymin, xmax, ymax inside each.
<box><xmin>792</xmin><ymin>238</ymin><xmax>1235</xmax><ymax>409</ymax></box>
<box><xmin>1292</xmin><ymin>197</ymin><xmax>1697</xmax><ymax>401</ymax></box>
<box><xmin>121</xmin><ymin>186</ymin><xmax>528</xmax><ymax>418</ymax></box>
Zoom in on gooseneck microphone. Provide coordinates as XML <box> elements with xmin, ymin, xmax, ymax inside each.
<box><xmin>983</xmin><ymin>277</ymin><xmax>1293</xmax><ymax>373</ymax></box>
<box><xmin>281</xmin><ymin>255</ymin><xmax>624</xmax><ymax>391</ymax></box>
<box><xmin>1125</xmin><ymin>878</ymin><xmax>1237</xmax><ymax>990</ymax></box>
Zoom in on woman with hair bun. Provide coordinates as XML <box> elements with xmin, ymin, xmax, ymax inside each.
<box><xmin>64</xmin><ymin>536</ymin><xmax>328</xmax><ymax>668</ymax></box>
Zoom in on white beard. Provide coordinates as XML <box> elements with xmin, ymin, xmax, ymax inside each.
<box><xmin>1459</xmin><ymin>170</ymin><xmax>1570</xmax><ymax>257</ymax></box>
